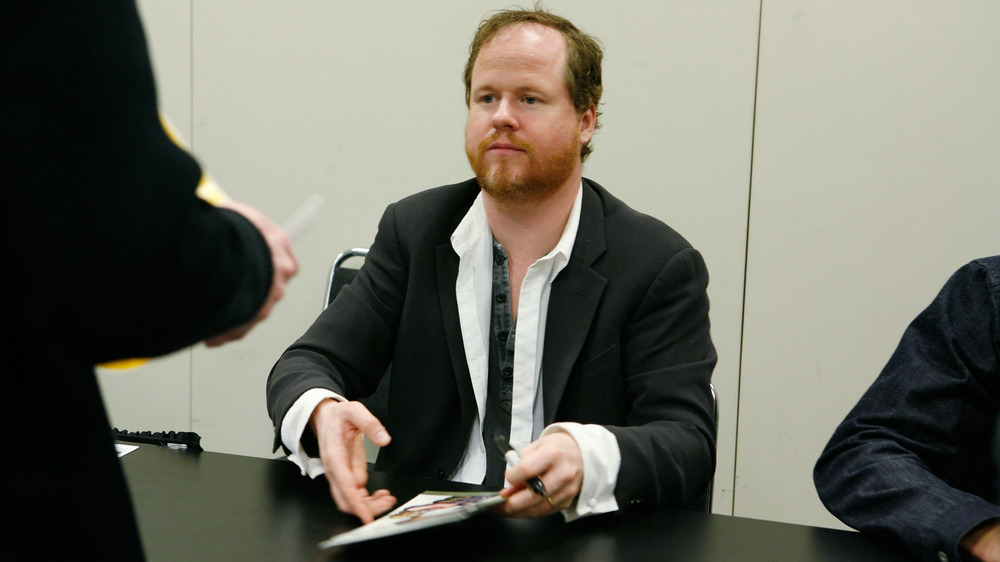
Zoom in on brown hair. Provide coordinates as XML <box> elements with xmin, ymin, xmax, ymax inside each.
<box><xmin>463</xmin><ymin>7</ymin><xmax>603</xmax><ymax>161</ymax></box>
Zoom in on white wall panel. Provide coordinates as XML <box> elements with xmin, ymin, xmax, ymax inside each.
<box><xmin>738</xmin><ymin>0</ymin><xmax>1000</xmax><ymax>528</ymax></box>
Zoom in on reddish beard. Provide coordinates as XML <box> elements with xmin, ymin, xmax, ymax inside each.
<box><xmin>466</xmin><ymin>132</ymin><xmax>579</xmax><ymax>204</ymax></box>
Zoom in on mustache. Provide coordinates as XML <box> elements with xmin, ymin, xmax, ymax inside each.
<box><xmin>477</xmin><ymin>133</ymin><xmax>533</xmax><ymax>156</ymax></box>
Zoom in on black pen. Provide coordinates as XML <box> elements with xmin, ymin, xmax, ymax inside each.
<box><xmin>492</xmin><ymin>435</ymin><xmax>556</xmax><ymax>509</ymax></box>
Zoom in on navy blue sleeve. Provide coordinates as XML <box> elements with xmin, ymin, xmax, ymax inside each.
<box><xmin>814</xmin><ymin>257</ymin><xmax>1000</xmax><ymax>562</ymax></box>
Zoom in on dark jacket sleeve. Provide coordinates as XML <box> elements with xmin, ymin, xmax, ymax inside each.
<box><xmin>3</xmin><ymin>1</ymin><xmax>273</xmax><ymax>362</ymax></box>
<box><xmin>814</xmin><ymin>258</ymin><xmax>1000</xmax><ymax>562</ymax></box>
<box><xmin>606</xmin><ymin>247</ymin><xmax>717</xmax><ymax>510</ymax></box>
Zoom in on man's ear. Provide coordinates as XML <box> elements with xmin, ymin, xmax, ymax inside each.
<box><xmin>579</xmin><ymin>105</ymin><xmax>597</xmax><ymax>143</ymax></box>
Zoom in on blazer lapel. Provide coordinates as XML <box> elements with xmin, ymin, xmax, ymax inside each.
<box><xmin>541</xmin><ymin>182</ymin><xmax>607</xmax><ymax>424</ymax></box>
<box><xmin>436</xmin><ymin>241</ymin><xmax>478</xmax><ymax>431</ymax></box>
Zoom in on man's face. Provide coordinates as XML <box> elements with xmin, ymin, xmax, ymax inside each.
<box><xmin>465</xmin><ymin>23</ymin><xmax>595</xmax><ymax>204</ymax></box>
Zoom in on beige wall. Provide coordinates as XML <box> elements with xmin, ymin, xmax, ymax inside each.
<box><xmin>97</xmin><ymin>0</ymin><xmax>1000</xmax><ymax>530</ymax></box>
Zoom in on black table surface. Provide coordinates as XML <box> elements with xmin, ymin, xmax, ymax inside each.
<box><xmin>120</xmin><ymin>444</ymin><xmax>911</xmax><ymax>561</ymax></box>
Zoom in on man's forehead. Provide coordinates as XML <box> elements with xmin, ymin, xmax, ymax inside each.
<box><xmin>473</xmin><ymin>22</ymin><xmax>568</xmax><ymax>80</ymax></box>
<box><xmin>484</xmin><ymin>22</ymin><xmax>566</xmax><ymax>53</ymax></box>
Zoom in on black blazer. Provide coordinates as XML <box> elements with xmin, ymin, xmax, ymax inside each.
<box><xmin>268</xmin><ymin>178</ymin><xmax>717</xmax><ymax>509</ymax></box>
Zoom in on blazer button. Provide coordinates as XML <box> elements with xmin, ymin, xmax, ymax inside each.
<box><xmin>437</xmin><ymin>468</ymin><xmax>446</xmax><ymax>479</ymax></box>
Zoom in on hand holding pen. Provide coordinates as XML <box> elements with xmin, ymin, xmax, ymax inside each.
<box><xmin>493</xmin><ymin>435</ymin><xmax>556</xmax><ymax>509</ymax></box>
<box><xmin>492</xmin><ymin>433</ymin><xmax>586</xmax><ymax>517</ymax></box>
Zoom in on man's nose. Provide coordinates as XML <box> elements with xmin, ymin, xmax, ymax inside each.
<box><xmin>491</xmin><ymin>98</ymin><xmax>518</xmax><ymax>131</ymax></box>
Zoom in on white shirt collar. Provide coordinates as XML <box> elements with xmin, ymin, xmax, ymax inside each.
<box><xmin>451</xmin><ymin>182</ymin><xmax>583</xmax><ymax>262</ymax></box>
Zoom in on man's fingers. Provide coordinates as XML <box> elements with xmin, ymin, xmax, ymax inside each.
<box><xmin>366</xmin><ymin>490</ymin><xmax>399</xmax><ymax>518</ymax></box>
<box><xmin>333</xmin><ymin>483</ymin><xmax>376</xmax><ymax>524</ymax></box>
<box><xmin>326</xmin><ymin>480</ymin><xmax>396</xmax><ymax>524</ymax></box>
<box><xmin>313</xmin><ymin>400</ymin><xmax>395</xmax><ymax>523</ymax></box>
<box><xmin>325</xmin><ymin>443</ymin><xmax>371</xmax><ymax>519</ymax></box>
<box><xmin>498</xmin><ymin>432</ymin><xmax>584</xmax><ymax>518</ymax></box>
<box><xmin>324</xmin><ymin>434</ymin><xmax>381</xmax><ymax>523</ymax></box>
<box><xmin>498</xmin><ymin>480</ymin><xmax>572</xmax><ymax>518</ymax></box>
<box><xmin>338</xmin><ymin>401</ymin><xmax>391</xmax><ymax>447</ymax></box>
<box><xmin>496</xmin><ymin>486</ymin><xmax>548</xmax><ymax>517</ymax></box>
<box><xmin>350</xmin><ymin>428</ymin><xmax>370</xmax><ymax>482</ymax></box>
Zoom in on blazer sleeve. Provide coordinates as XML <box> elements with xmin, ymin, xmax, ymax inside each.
<box><xmin>607</xmin><ymin>247</ymin><xmax>718</xmax><ymax>509</ymax></box>
<box><xmin>813</xmin><ymin>259</ymin><xmax>1000</xmax><ymax>562</ymax></box>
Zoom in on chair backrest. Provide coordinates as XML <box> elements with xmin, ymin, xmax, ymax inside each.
<box><xmin>325</xmin><ymin>248</ymin><xmax>368</xmax><ymax>309</ymax></box>
<box><xmin>324</xmin><ymin>247</ymin><xmax>390</xmax><ymax>432</ymax></box>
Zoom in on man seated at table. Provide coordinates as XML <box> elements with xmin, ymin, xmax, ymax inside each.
<box><xmin>267</xmin><ymin>7</ymin><xmax>717</xmax><ymax>524</ymax></box>
<box><xmin>814</xmin><ymin>256</ymin><xmax>1000</xmax><ymax>562</ymax></box>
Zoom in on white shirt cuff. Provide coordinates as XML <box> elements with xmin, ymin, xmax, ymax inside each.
<box><xmin>281</xmin><ymin>388</ymin><xmax>345</xmax><ymax>479</ymax></box>
<box><xmin>542</xmin><ymin>422</ymin><xmax>620</xmax><ymax>522</ymax></box>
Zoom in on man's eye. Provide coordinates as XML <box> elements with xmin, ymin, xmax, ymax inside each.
<box><xmin>481</xmin><ymin>95</ymin><xmax>496</xmax><ymax>103</ymax></box>
<box><xmin>524</xmin><ymin>96</ymin><xmax>538</xmax><ymax>104</ymax></box>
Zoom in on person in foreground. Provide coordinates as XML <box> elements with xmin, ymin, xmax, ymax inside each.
<box><xmin>814</xmin><ymin>256</ymin><xmax>1000</xmax><ymax>562</ymax></box>
<box><xmin>2</xmin><ymin>1</ymin><xmax>298</xmax><ymax>558</ymax></box>
<box><xmin>267</xmin><ymin>8</ymin><xmax>716</xmax><ymax>524</ymax></box>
